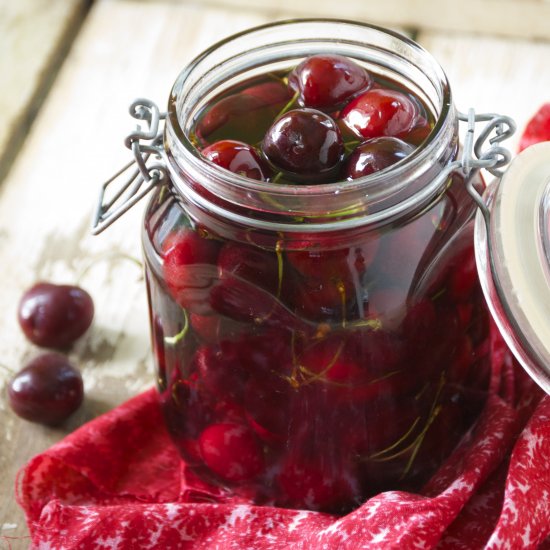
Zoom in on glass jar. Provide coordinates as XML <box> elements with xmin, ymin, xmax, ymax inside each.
<box><xmin>93</xmin><ymin>20</ymin><xmax>520</xmax><ymax>514</ymax></box>
<box><xmin>138</xmin><ymin>20</ymin><xmax>491</xmax><ymax>514</ymax></box>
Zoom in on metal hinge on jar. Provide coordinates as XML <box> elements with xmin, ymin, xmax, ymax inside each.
<box><xmin>91</xmin><ymin>99</ymin><xmax>168</xmax><ymax>235</ymax></box>
<box><xmin>456</xmin><ymin>108</ymin><xmax>516</xmax><ymax>217</ymax></box>
<box><xmin>91</xmin><ymin>99</ymin><xmax>516</xmax><ymax>235</ymax></box>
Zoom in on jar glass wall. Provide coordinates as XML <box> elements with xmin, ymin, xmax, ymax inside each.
<box><xmin>142</xmin><ymin>20</ymin><xmax>490</xmax><ymax>513</ymax></box>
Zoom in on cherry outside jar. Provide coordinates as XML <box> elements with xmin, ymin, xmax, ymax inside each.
<box><xmin>93</xmin><ymin>20</ymin><xmax>521</xmax><ymax>514</ymax></box>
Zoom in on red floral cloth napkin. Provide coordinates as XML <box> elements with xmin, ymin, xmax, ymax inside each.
<box><xmin>17</xmin><ymin>327</ymin><xmax>550</xmax><ymax>549</ymax></box>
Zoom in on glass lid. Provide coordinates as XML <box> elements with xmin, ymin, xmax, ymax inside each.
<box><xmin>475</xmin><ymin>142</ymin><xmax>550</xmax><ymax>394</ymax></box>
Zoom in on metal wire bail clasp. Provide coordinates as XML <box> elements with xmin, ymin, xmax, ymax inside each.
<box><xmin>91</xmin><ymin>98</ymin><xmax>167</xmax><ymax>235</ymax></box>
<box><xmin>457</xmin><ymin>108</ymin><xmax>517</xmax><ymax>224</ymax></box>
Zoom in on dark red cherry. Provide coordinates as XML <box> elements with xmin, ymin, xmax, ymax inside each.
<box><xmin>232</xmin><ymin>328</ymin><xmax>293</xmax><ymax>376</ymax></box>
<box><xmin>262</xmin><ymin>109</ymin><xmax>343</xmax><ymax>178</ymax></box>
<box><xmin>18</xmin><ymin>282</ymin><xmax>94</xmax><ymax>349</ymax></box>
<box><xmin>212</xmin><ymin>397</ymin><xmax>247</xmax><ymax>424</ymax></box>
<box><xmin>217</xmin><ymin>242</ymin><xmax>280</xmax><ymax>295</ymax></box>
<box><xmin>298</xmin><ymin>336</ymin><xmax>408</xmax><ymax>402</ymax></box>
<box><xmin>402</xmin><ymin>298</ymin><xmax>437</xmax><ymax>356</ymax></box>
<box><xmin>412</xmin><ymin>396</ymin><xmax>465</xmax><ymax>471</ymax></box>
<box><xmin>349</xmin><ymin>328</ymin><xmax>403</xmax><ymax>378</ymax></box>
<box><xmin>210</xmin><ymin>276</ymin><xmax>305</xmax><ymax>331</ymax></box>
<box><xmin>189</xmin><ymin>313</ymin><xmax>220</xmax><ymax>344</ymax></box>
<box><xmin>177</xmin><ymin>437</ymin><xmax>203</xmax><ymax>466</ymax></box>
<box><xmin>349</xmin><ymin>400</ymin><xmax>421</xmax><ymax>456</ymax></box>
<box><xmin>163</xmin><ymin>228</ymin><xmax>221</xmax><ymax>271</ymax></box>
<box><xmin>367</xmin><ymin>287</ymin><xmax>408</xmax><ymax>332</ymax></box>
<box><xmin>189</xmin><ymin>313</ymin><xmax>242</xmax><ymax>345</ymax></box>
<box><xmin>161</xmin><ymin>373</ymin><xmax>215</xmax><ymax>439</ymax></box>
<box><xmin>456</xmin><ymin>302</ymin><xmax>474</xmax><ymax>329</ymax></box>
<box><xmin>241</xmin><ymin>81</ymin><xmax>293</xmax><ymax>104</ymax></box>
<box><xmin>293</xmin><ymin>275</ymin><xmax>351</xmax><ymax>322</ymax></box>
<box><xmin>244</xmin><ymin>375</ymin><xmax>290</xmax><ymax>443</ymax></box>
<box><xmin>448</xmin><ymin>335</ymin><xmax>474</xmax><ymax>383</ymax></box>
<box><xmin>202</xmin><ymin>140</ymin><xmax>269</xmax><ymax>180</ymax></box>
<box><xmin>196</xmin><ymin>81</ymin><xmax>292</xmax><ymax>143</ymax></box>
<box><xmin>288</xmin><ymin>54</ymin><xmax>371</xmax><ymax>109</ymax></box>
<box><xmin>192</xmin><ymin>345</ymin><xmax>246</xmax><ymax>399</ymax></box>
<box><xmin>401</xmin><ymin>117</ymin><xmax>433</xmax><ymax>146</ymax></box>
<box><xmin>340</xmin><ymin>88</ymin><xmax>419</xmax><ymax>140</ymax></box>
<box><xmin>287</xmin><ymin>236</ymin><xmax>379</xmax><ymax>279</ymax></box>
<box><xmin>344</xmin><ymin>137</ymin><xmax>414</xmax><ymax>179</ymax></box>
<box><xmin>449</xmin><ymin>246</ymin><xmax>478</xmax><ymax>302</ymax></box>
<box><xmin>416</xmin><ymin>304</ymin><xmax>461</xmax><ymax>370</ymax></box>
<box><xmin>298</xmin><ymin>336</ymin><xmax>364</xmax><ymax>386</ymax></box>
<box><xmin>287</xmin><ymin>236</ymin><xmax>380</xmax><ymax>321</ymax></box>
<box><xmin>8</xmin><ymin>353</ymin><xmax>83</xmax><ymax>425</ymax></box>
<box><xmin>277</xmin><ymin>457</ymin><xmax>355</xmax><ymax>512</ymax></box>
<box><xmin>198</xmin><ymin>422</ymin><xmax>263</xmax><ymax>482</ymax></box>
<box><xmin>162</xmin><ymin>228</ymin><xmax>221</xmax><ymax>314</ymax></box>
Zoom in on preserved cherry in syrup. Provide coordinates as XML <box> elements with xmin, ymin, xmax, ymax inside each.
<box><xmin>202</xmin><ymin>140</ymin><xmax>269</xmax><ymax>180</ymax></box>
<box><xmin>288</xmin><ymin>54</ymin><xmax>372</xmax><ymax>109</ymax></box>
<box><xmin>344</xmin><ymin>137</ymin><xmax>414</xmax><ymax>179</ymax></box>
<box><xmin>262</xmin><ymin>108</ymin><xmax>344</xmax><ymax>179</ymax></box>
<box><xmin>144</xmin><ymin>51</ymin><xmax>490</xmax><ymax>513</ymax></box>
<box><xmin>340</xmin><ymin>88</ymin><xmax>420</xmax><ymax>140</ymax></box>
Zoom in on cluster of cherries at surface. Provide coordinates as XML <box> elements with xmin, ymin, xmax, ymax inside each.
<box><xmin>195</xmin><ymin>53</ymin><xmax>432</xmax><ymax>184</ymax></box>
<box><xmin>149</xmin><ymin>54</ymin><xmax>491</xmax><ymax>513</ymax></box>
<box><xmin>7</xmin><ymin>283</ymin><xmax>93</xmax><ymax>425</ymax></box>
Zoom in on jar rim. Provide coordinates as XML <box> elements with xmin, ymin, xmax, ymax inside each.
<box><xmin>165</xmin><ymin>18</ymin><xmax>456</xmax><ymax>229</ymax></box>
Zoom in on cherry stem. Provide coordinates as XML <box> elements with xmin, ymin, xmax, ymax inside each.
<box><xmin>344</xmin><ymin>139</ymin><xmax>360</xmax><ymax>154</ymax></box>
<box><xmin>430</xmin><ymin>287</ymin><xmax>446</xmax><ymax>301</ymax></box>
<box><xmin>370</xmin><ymin>369</ymin><xmax>402</xmax><ymax>384</ymax></box>
<box><xmin>258</xmin><ymin>190</ymin><xmax>287</xmax><ymax>211</ymax></box>
<box><xmin>197</xmin><ymin>226</ymin><xmax>224</xmax><ymax>242</ymax></box>
<box><xmin>415</xmin><ymin>382</ymin><xmax>430</xmax><ymax>401</ymax></box>
<box><xmin>0</xmin><ymin>363</ymin><xmax>15</xmax><ymax>376</ymax></box>
<box><xmin>76</xmin><ymin>252</ymin><xmax>143</xmax><ymax>284</ymax></box>
<box><xmin>275</xmin><ymin>240</ymin><xmax>284</xmax><ymax>299</ymax></box>
<box><xmin>275</xmin><ymin>90</ymin><xmax>299</xmax><ymax>120</ymax></box>
<box><xmin>400</xmin><ymin>373</ymin><xmax>446</xmax><ymax>478</ymax></box>
<box><xmin>285</xmin><ymin>331</ymin><xmax>304</xmax><ymax>389</ymax></box>
<box><xmin>348</xmin><ymin>318</ymin><xmax>383</xmax><ymax>331</ymax></box>
<box><xmin>266</xmin><ymin>72</ymin><xmax>288</xmax><ymax>85</ymax></box>
<box><xmin>298</xmin><ymin>341</ymin><xmax>345</xmax><ymax>384</ymax></box>
<box><xmin>368</xmin><ymin>416</ymin><xmax>421</xmax><ymax>460</ymax></box>
<box><xmin>314</xmin><ymin>323</ymin><xmax>331</xmax><ymax>340</ymax></box>
<box><xmin>369</xmin><ymin>373</ymin><xmax>447</xmax><ymax>469</ymax></box>
<box><xmin>171</xmin><ymin>379</ymin><xmax>188</xmax><ymax>406</ymax></box>
<box><xmin>164</xmin><ymin>309</ymin><xmax>189</xmax><ymax>345</ymax></box>
<box><xmin>240</xmin><ymin>236</ymin><xmax>285</xmax><ymax>325</ymax></box>
<box><xmin>400</xmin><ymin>404</ymin><xmax>442</xmax><ymax>479</ymax></box>
<box><xmin>271</xmin><ymin>172</ymin><xmax>284</xmax><ymax>183</ymax></box>
<box><xmin>336</xmin><ymin>279</ymin><xmax>347</xmax><ymax>328</ymax></box>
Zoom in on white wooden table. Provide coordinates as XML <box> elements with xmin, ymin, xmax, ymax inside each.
<box><xmin>1</xmin><ymin>1</ymin><xmax>550</xmax><ymax>547</ymax></box>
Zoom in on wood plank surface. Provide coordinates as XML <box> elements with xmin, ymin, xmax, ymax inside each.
<box><xmin>0</xmin><ymin>1</ymin><xmax>280</xmax><ymax>546</ymax></box>
<box><xmin>418</xmin><ymin>32</ymin><xmax>550</xmax><ymax>152</ymax></box>
<box><xmin>204</xmin><ymin>0</ymin><xmax>550</xmax><ymax>40</ymax></box>
<box><xmin>1</xmin><ymin>1</ymin><xmax>549</xmax><ymax>548</ymax></box>
<box><xmin>0</xmin><ymin>0</ymin><xmax>90</xmax><ymax>184</ymax></box>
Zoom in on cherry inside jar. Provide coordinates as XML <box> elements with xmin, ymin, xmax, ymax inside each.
<box><xmin>142</xmin><ymin>20</ymin><xmax>490</xmax><ymax>513</ymax></box>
